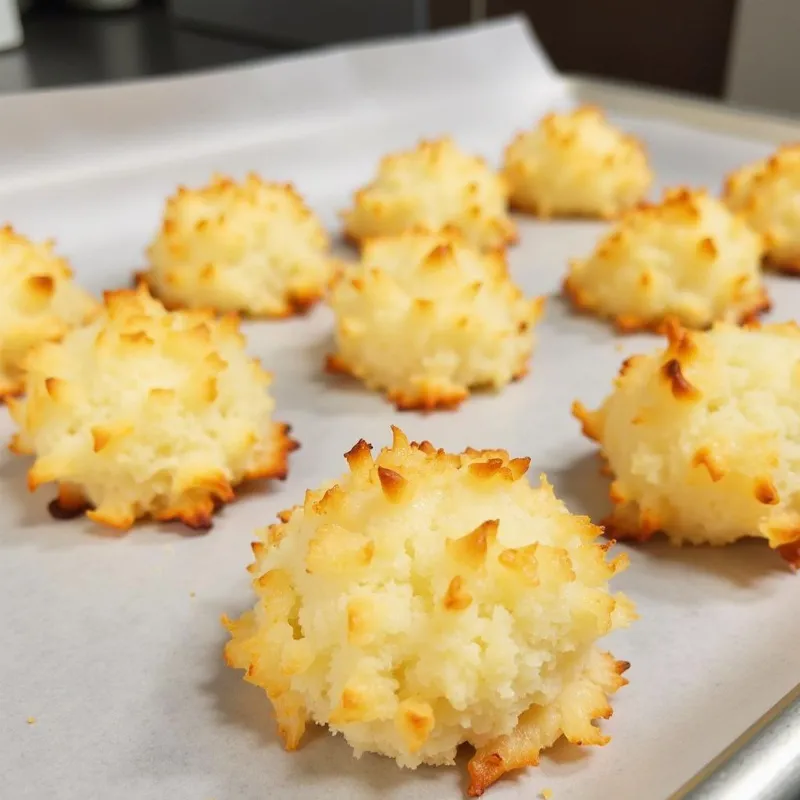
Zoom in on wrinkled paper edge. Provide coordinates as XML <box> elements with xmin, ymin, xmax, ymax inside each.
<box><xmin>0</xmin><ymin>15</ymin><xmax>558</xmax><ymax>190</ymax></box>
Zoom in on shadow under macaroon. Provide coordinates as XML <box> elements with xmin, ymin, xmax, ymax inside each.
<box><xmin>553</xmin><ymin>451</ymin><xmax>789</xmax><ymax>592</ymax></box>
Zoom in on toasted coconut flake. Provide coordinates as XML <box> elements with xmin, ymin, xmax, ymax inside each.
<box><xmin>328</xmin><ymin>229</ymin><xmax>541</xmax><ymax>410</ymax></box>
<box><xmin>575</xmin><ymin>322</ymin><xmax>800</xmax><ymax>559</ymax></box>
<box><xmin>507</xmin><ymin>457</ymin><xmax>532</xmax><ymax>479</ymax></box>
<box><xmin>90</xmin><ymin>422</ymin><xmax>133</xmax><ymax>453</ymax></box>
<box><xmin>777</xmin><ymin>540</ymin><xmax>800</xmax><ymax>569</ymax></box>
<box><xmin>224</xmin><ymin>428</ymin><xmax>634</xmax><ymax>785</ymax></box>
<box><xmin>571</xmin><ymin>400</ymin><xmax>601</xmax><ymax>442</ymax></box>
<box><xmin>345</xmin><ymin>439</ymin><xmax>373</xmax><ymax>472</ymax></box>
<box><xmin>442</xmin><ymin>575</ymin><xmax>473</xmax><ymax>611</ymax></box>
<box><xmin>396</xmin><ymin>699</ymin><xmax>436</xmax><ymax>753</ymax></box>
<box><xmin>664</xmin><ymin>319</ymin><xmax>698</xmax><ymax>358</ymax></box>
<box><xmin>142</xmin><ymin>173</ymin><xmax>332</xmax><ymax>317</ymax></box>
<box><xmin>446</xmin><ymin>519</ymin><xmax>499</xmax><ymax>571</ymax></box>
<box><xmin>691</xmin><ymin>448</ymin><xmax>725</xmax><ymax>482</ymax></box>
<box><xmin>504</xmin><ymin>106</ymin><xmax>652</xmax><ymax>219</ymax></box>
<box><xmin>661</xmin><ymin>358</ymin><xmax>700</xmax><ymax>400</ymax></box>
<box><xmin>342</xmin><ymin>138</ymin><xmax>516</xmax><ymax>251</ymax></box>
<box><xmin>10</xmin><ymin>284</ymin><xmax>296</xmax><ymax>531</ymax></box>
<box><xmin>498</xmin><ymin>544</ymin><xmax>540</xmax><ymax>584</ymax></box>
<box><xmin>755</xmin><ymin>477</ymin><xmax>780</xmax><ymax>505</ymax></box>
<box><xmin>0</xmin><ymin>226</ymin><xmax>98</xmax><ymax>401</ymax></box>
<box><xmin>346</xmin><ymin>597</ymin><xmax>375</xmax><ymax>646</ymax></box>
<box><xmin>377</xmin><ymin>466</ymin><xmax>409</xmax><ymax>503</ymax></box>
<box><xmin>48</xmin><ymin>483</ymin><xmax>90</xmax><ymax>520</ymax></box>
<box><xmin>565</xmin><ymin>188</ymin><xmax>768</xmax><ymax>331</ymax></box>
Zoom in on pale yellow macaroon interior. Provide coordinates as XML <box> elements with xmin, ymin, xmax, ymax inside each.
<box><xmin>327</xmin><ymin>229</ymin><xmax>542</xmax><ymax>409</ymax></box>
<box><xmin>225</xmin><ymin>428</ymin><xmax>635</xmax><ymax>795</ymax></box>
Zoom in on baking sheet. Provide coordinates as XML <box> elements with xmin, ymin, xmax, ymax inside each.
<box><xmin>2</xmin><ymin>16</ymin><xmax>800</xmax><ymax>800</ymax></box>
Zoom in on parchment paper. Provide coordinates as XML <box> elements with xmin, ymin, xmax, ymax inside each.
<box><xmin>1</xmin><ymin>16</ymin><xmax>799</xmax><ymax>800</ymax></box>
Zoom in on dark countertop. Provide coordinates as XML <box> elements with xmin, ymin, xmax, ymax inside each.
<box><xmin>0</xmin><ymin>4</ymin><xmax>296</xmax><ymax>95</ymax></box>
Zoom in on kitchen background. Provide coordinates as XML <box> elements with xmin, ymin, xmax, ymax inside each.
<box><xmin>0</xmin><ymin>0</ymin><xmax>796</xmax><ymax>116</ymax></box>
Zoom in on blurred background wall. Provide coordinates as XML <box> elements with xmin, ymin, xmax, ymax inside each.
<box><xmin>431</xmin><ymin>0</ymin><xmax>737</xmax><ymax>100</ymax></box>
<box><xmin>724</xmin><ymin>0</ymin><xmax>800</xmax><ymax>113</ymax></box>
<box><xmin>2</xmin><ymin>0</ymin><xmax>799</xmax><ymax>116</ymax></box>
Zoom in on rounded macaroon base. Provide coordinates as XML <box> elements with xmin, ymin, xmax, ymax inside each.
<box><xmin>325</xmin><ymin>353</ymin><xmax>531</xmax><ymax>414</ymax></box>
<box><xmin>503</xmin><ymin>106</ymin><xmax>653</xmax><ymax>220</ymax></box>
<box><xmin>572</xmin><ymin>320</ymin><xmax>800</xmax><ymax>568</ymax></box>
<box><xmin>467</xmin><ymin>648</ymin><xmax>629</xmax><ymax>797</ymax></box>
<box><xmin>8</xmin><ymin>285</ymin><xmax>298</xmax><ymax>532</ymax></box>
<box><xmin>563</xmin><ymin>188</ymin><xmax>769</xmax><ymax>332</ymax></box>
<box><xmin>769</xmin><ymin>262</ymin><xmax>800</xmax><ymax>276</ymax></box>
<box><xmin>142</xmin><ymin>173</ymin><xmax>333</xmax><ymax>319</ymax></box>
<box><xmin>341</xmin><ymin>138</ymin><xmax>517</xmax><ymax>252</ymax></box>
<box><xmin>326</xmin><ymin>229</ymin><xmax>543</xmax><ymax>411</ymax></box>
<box><xmin>763</xmin><ymin>250</ymin><xmax>800</xmax><ymax>277</ymax></box>
<box><xmin>0</xmin><ymin>226</ymin><xmax>99</xmax><ymax>402</ymax></box>
<box><xmin>563</xmin><ymin>277</ymin><xmax>772</xmax><ymax>335</ymax></box>
<box><xmin>324</xmin><ymin>352</ymin><xmax>482</xmax><ymax>412</ymax></box>
<box><xmin>224</xmin><ymin>427</ymin><xmax>635</xmax><ymax>795</ymax></box>
<box><xmin>508</xmin><ymin>197</ymin><xmax>620</xmax><ymax>221</ymax></box>
<box><xmin>134</xmin><ymin>270</ymin><xmax>323</xmax><ymax>320</ymax></box>
<box><xmin>36</xmin><ymin>420</ymin><xmax>298</xmax><ymax>531</ymax></box>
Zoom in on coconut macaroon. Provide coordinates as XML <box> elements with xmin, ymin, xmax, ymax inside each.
<box><xmin>342</xmin><ymin>138</ymin><xmax>516</xmax><ymax>251</ymax></box>
<box><xmin>0</xmin><ymin>226</ymin><xmax>98</xmax><ymax>401</ymax></box>
<box><xmin>8</xmin><ymin>285</ymin><xmax>296</xmax><ymax>531</ymax></box>
<box><xmin>573</xmin><ymin>320</ymin><xmax>800</xmax><ymax>566</ymax></box>
<box><xmin>565</xmin><ymin>188</ymin><xmax>769</xmax><ymax>332</ymax></box>
<box><xmin>224</xmin><ymin>428</ymin><xmax>635</xmax><ymax>795</ymax></box>
<box><xmin>326</xmin><ymin>230</ymin><xmax>542</xmax><ymax>410</ymax></box>
<box><xmin>504</xmin><ymin>106</ymin><xmax>652</xmax><ymax>219</ymax></box>
<box><xmin>724</xmin><ymin>144</ymin><xmax>800</xmax><ymax>274</ymax></box>
<box><xmin>141</xmin><ymin>173</ymin><xmax>332</xmax><ymax>317</ymax></box>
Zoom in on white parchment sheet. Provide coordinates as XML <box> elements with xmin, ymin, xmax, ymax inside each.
<box><xmin>1</xmin><ymin>17</ymin><xmax>799</xmax><ymax>800</ymax></box>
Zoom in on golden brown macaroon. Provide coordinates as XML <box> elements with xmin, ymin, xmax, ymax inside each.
<box><xmin>341</xmin><ymin>138</ymin><xmax>516</xmax><ymax>251</ymax></box>
<box><xmin>224</xmin><ymin>427</ymin><xmax>635</xmax><ymax>795</ymax></box>
<box><xmin>141</xmin><ymin>173</ymin><xmax>332</xmax><ymax>317</ymax></box>
<box><xmin>0</xmin><ymin>226</ymin><xmax>98</xmax><ymax>401</ymax></box>
<box><xmin>565</xmin><ymin>188</ymin><xmax>769</xmax><ymax>332</ymax></box>
<box><xmin>9</xmin><ymin>285</ymin><xmax>297</xmax><ymax>531</ymax></box>
<box><xmin>504</xmin><ymin>106</ymin><xmax>652</xmax><ymax>219</ymax></box>
<box><xmin>724</xmin><ymin>143</ymin><xmax>800</xmax><ymax>274</ymax></box>
<box><xmin>573</xmin><ymin>320</ymin><xmax>800</xmax><ymax>566</ymax></box>
<box><xmin>326</xmin><ymin>229</ymin><xmax>543</xmax><ymax>410</ymax></box>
